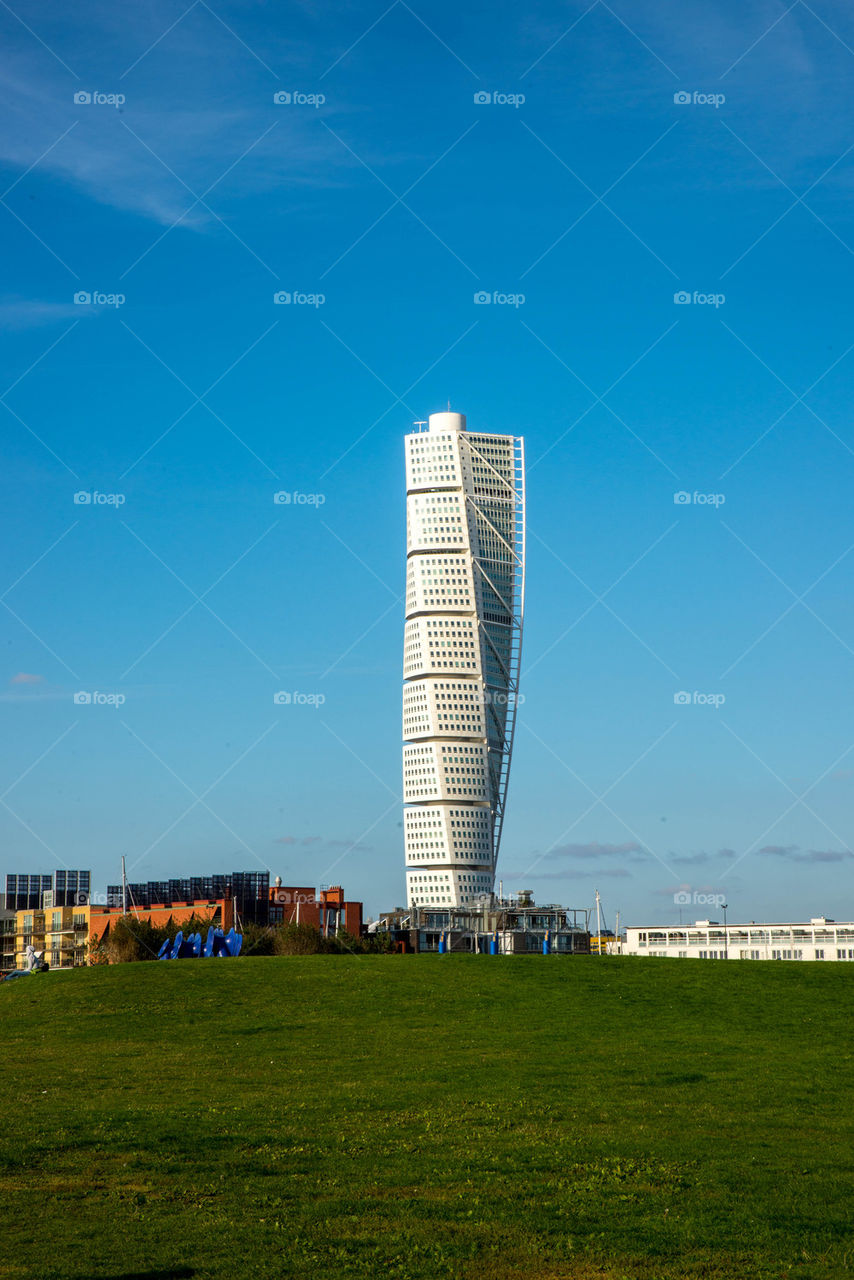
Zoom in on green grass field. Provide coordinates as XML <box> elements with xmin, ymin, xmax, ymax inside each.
<box><xmin>2</xmin><ymin>956</ymin><xmax>852</xmax><ymax>1280</ymax></box>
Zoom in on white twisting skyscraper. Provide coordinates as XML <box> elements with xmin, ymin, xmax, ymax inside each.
<box><xmin>403</xmin><ymin>411</ymin><xmax>525</xmax><ymax>908</ymax></box>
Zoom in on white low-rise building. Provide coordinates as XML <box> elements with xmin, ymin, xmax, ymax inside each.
<box><xmin>624</xmin><ymin>917</ymin><xmax>854</xmax><ymax>961</ymax></box>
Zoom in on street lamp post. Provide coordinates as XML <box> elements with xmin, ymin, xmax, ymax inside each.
<box><xmin>722</xmin><ymin>902</ymin><xmax>728</xmax><ymax>959</ymax></box>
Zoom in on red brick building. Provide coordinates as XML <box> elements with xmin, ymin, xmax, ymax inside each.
<box><xmin>268</xmin><ymin>882</ymin><xmax>363</xmax><ymax>936</ymax></box>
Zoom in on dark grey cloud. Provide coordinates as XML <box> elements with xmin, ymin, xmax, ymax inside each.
<box><xmin>506</xmin><ymin>867</ymin><xmax>632</xmax><ymax>881</ymax></box>
<box><xmin>758</xmin><ymin>845</ymin><xmax>852</xmax><ymax>863</ymax></box>
<box><xmin>274</xmin><ymin>835</ymin><xmax>372</xmax><ymax>852</ymax></box>
<box><xmin>670</xmin><ymin>848</ymin><xmax>738</xmax><ymax>866</ymax></box>
<box><xmin>539</xmin><ymin>841</ymin><xmax>644</xmax><ymax>861</ymax></box>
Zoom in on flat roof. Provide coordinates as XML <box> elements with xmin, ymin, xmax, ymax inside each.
<box><xmin>627</xmin><ymin>921</ymin><xmax>851</xmax><ymax>930</ymax></box>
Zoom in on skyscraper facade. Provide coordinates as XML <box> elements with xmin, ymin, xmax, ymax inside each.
<box><xmin>4</xmin><ymin>870</ymin><xmax>90</xmax><ymax>911</ymax></box>
<box><xmin>4</xmin><ymin>874</ymin><xmax>51</xmax><ymax>912</ymax></box>
<box><xmin>105</xmin><ymin>870</ymin><xmax>270</xmax><ymax>922</ymax></box>
<box><xmin>403</xmin><ymin>411</ymin><xmax>525</xmax><ymax>908</ymax></box>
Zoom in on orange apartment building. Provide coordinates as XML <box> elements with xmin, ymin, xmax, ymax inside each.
<box><xmin>90</xmin><ymin>897</ymin><xmax>234</xmax><ymax>952</ymax></box>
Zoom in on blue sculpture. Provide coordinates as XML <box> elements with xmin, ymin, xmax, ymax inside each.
<box><xmin>159</xmin><ymin>924</ymin><xmax>242</xmax><ymax>959</ymax></box>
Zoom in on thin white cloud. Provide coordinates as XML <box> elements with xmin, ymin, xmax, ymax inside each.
<box><xmin>0</xmin><ymin>42</ymin><xmax>344</xmax><ymax>230</ymax></box>
<box><xmin>0</xmin><ymin>296</ymin><xmax>92</xmax><ymax>330</ymax></box>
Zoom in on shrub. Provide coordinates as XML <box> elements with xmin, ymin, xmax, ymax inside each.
<box><xmin>329</xmin><ymin>928</ymin><xmax>366</xmax><ymax>955</ymax></box>
<box><xmin>272</xmin><ymin>922</ymin><xmax>326</xmax><ymax>955</ymax></box>
<box><xmin>240</xmin><ymin>923</ymin><xmax>276</xmax><ymax>957</ymax></box>
<box><xmin>363</xmin><ymin>929</ymin><xmax>395</xmax><ymax>954</ymax></box>
<box><xmin>103</xmin><ymin>915</ymin><xmax>166</xmax><ymax>963</ymax></box>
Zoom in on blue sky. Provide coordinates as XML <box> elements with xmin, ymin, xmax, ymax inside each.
<box><xmin>2</xmin><ymin>0</ymin><xmax>854</xmax><ymax>925</ymax></box>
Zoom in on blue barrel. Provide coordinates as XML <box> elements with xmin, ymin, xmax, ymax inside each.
<box><xmin>489</xmin><ymin>934</ymin><xmax>498</xmax><ymax>956</ymax></box>
<box><xmin>438</xmin><ymin>931</ymin><xmax>446</xmax><ymax>954</ymax></box>
<box><xmin>542</xmin><ymin>931</ymin><xmax>550</xmax><ymax>956</ymax></box>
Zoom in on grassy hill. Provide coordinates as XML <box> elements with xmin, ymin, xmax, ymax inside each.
<box><xmin>1</xmin><ymin>955</ymin><xmax>852</xmax><ymax>1280</ymax></box>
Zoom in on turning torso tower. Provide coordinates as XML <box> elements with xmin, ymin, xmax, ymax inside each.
<box><xmin>402</xmin><ymin>411</ymin><xmax>526</xmax><ymax>909</ymax></box>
